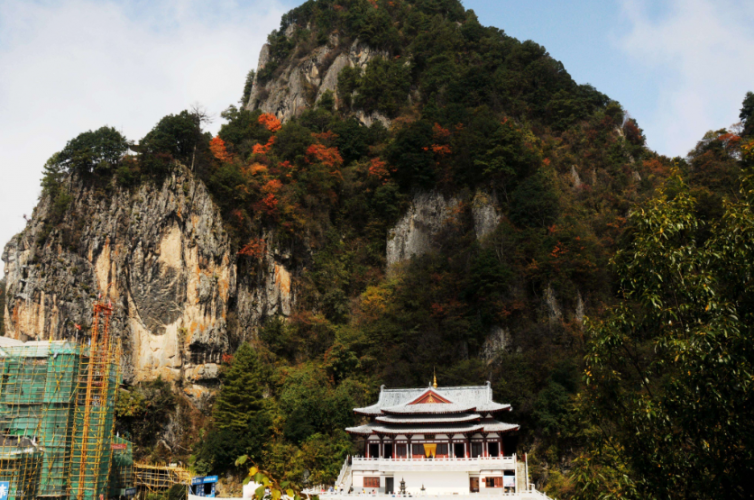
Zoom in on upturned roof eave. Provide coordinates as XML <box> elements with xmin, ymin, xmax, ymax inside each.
<box><xmin>345</xmin><ymin>424</ymin><xmax>520</xmax><ymax>436</ymax></box>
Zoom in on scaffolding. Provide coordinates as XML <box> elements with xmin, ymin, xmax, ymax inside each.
<box><xmin>134</xmin><ymin>462</ymin><xmax>191</xmax><ymax>492</ymax></box>
<box><xmin>0</xmin><ymin>340</ymin><xmax>80</xmax><ymax>500</ymax></box>
<box><xmin>108</xmin><ymin>436</ymin><xmax>134</xmax><ymax>497</ymax></box>
<box><xmin>67</xmin><ymin>303</ymin><xmax>120</xmax><ymax>500</ymax></box>
<box><xmin>0</xmin><ymin>301</ymin><xmax>129</xmax><ymax>500</ymax></box>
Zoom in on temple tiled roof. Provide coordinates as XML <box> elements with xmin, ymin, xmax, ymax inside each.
<box><xmin>382</xmin><ymin>403</ymin><xmax>477</xmax><ymax>415</ymax></box>
<box><xmin>345</xmin><ymin>421</ymin><xmax>519</xmax><ymax>436</ymax></box>
<box><xmin>354</xmin><ymin>383</ymin><xmax>511</xmax><ymax>416</ymax></box>
<box><xmin>375</xmin><ymin>414</ymin><xmax>482</xmax><ymax>425</ymax></box>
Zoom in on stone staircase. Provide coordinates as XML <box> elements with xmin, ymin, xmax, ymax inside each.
<box><xmin>516</xmin><ymin>460</ymin><xmax>527</xmax><ymax>493</ymax></box>
<box><xmin>334</xmin><ymin>456</ymin><xmax>352</xmax><ymax>491</ymax></box>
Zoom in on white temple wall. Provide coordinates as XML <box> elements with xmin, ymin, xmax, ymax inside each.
<box><xmin>398</xmin><ymin>471</ymin><xmax>470</xmax><ymax>494</ymax></box>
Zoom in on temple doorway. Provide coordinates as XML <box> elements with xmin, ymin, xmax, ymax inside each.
<box><xmin>369</xmin><ymin>443</ymin><xmax>379</xmax><ymax>457</ymax></box>
<box><xmin>385</xmin><ymin>478</ymin><xmax>394</xmax><ymax>494</ymax></box>
<box><xmin>469</xmin><ymin>477</ymin><xmax>480</xmax><ymax>493</ymax></box>
<box><xmin>384</xmin><ymin>443</ymin><xmax>393</xmax><ymax>458</ymax></box>
<box><xmin>454</xmin><ymin>443</ymin><xmax>465</xmax><ymax>457</ymax></box>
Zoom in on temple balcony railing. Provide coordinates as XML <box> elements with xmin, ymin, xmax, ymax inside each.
<box><xmin>351</xmin><ymin>455</ymin><xmax>516</xmax><ymax>472</ymax></box>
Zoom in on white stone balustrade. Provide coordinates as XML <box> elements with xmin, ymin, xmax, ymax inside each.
<box><xmin>351</xmin><ymin>455</ymin><xmax>516</xmax><ymax>472</ymax></box>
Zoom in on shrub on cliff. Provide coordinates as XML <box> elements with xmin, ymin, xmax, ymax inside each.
<box><xmin>114</xmin><ymin>377</ymin><xmax>176</xmax><ymax>458</ymax></box>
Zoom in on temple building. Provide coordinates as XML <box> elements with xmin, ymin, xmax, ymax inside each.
<box><xmin>326</xmin><ymin>380</ymin><xmax>534</xmax><ymax>496</ymax></box>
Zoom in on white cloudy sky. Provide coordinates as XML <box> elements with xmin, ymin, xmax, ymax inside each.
<box><xmin>1</xmin><ymin>0</ymin><xmax>753</xmax><ymax>273</ymax></box>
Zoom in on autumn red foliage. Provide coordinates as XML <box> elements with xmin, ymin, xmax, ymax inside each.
<box><xmin>253</xmin><ymin>136</ymin><xmax>276</xmax><ymax>155</ymax></box>
<box><xmin>368</xmin><ymin>158</ymin><xmax>392</xmax><ymax>181</ymax></box>
<box><xmin>258</xmin><ymin>113</ymin><xmax>282</xmax><ymax>132</ymax></box>
<box><xmin>210</xmin><ymin>136</ymin><xmax>233</xmax><ymax>163</ymax></box>
<box><xmin>262</xmin><ymin>193</ymin><xmax>279</xmax><ymax>213</ymax></box>
<box><xmin>262</xmin><ymin>179</ymin><xmax>283</xmax><ymax>194</ymax></box>
<box><xmin>430</xmin><ymin>144</ymin><xmax>452</xmax><ymax>156</ymax></box>
<box><xmin>312</xmin><ymin>131</ymin><xmax>339</xmax><ymax>143</ymax></box>
<box><xmin>238</xmin><ymin>238</ymin><xmax>267</xmax><ymax>259</ymax></box>
<box><xmin>306</xmin><ymin>144</ymin><xmax>343</xmax><ymax>167</ymax></box>
<box><xmin>718</xmin><ymin>132</ymin><xmax>741</xmax><ymax>151</ymax></box>
<box><xmin>433</xmin><ymin>123</ymin><xmax>451</xmax><ymax>141</ymax></box>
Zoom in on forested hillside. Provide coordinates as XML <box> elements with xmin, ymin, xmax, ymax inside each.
<box><xmin>3</xmin><ymin>1</ymin><xmax>753</xmax><ymax>498</ymax></box>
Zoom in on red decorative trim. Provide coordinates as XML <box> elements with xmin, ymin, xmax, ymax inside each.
<box><xmin>408</xmin><ymin>390</ymin><xmax>453</xmax><ymax>405</ymax></box>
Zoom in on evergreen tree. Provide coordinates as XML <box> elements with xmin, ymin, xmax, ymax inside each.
<box><xmin>213</xmin><ymin>343</ymin><xmax>267</xmax><ymax>432</ymax></box>
<box><xmin>195</xmin><ymin>343</ymin><xmax>272</xmax><ymax>474</ymax></box>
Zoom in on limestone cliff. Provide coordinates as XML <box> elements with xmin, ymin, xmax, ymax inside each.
<box><xmin>245</xmin><ymin>33</ymin><xmax>390</xmax><ymax>127</ymax></box>
<box><xmin>1</xmin><ymin>168</ymin><xmax>293</xmax><ymax>400</ymax></box>
<box><xmin>386</xmin><ymin>191</ymin><xmax>462</xmax><ymax>267</ymax></box>
<box><xmin>386</xmin><ymin>190</ymin><xmax>501</xmax><ymax>267</ymax></box>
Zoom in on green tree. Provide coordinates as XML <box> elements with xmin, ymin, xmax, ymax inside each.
<box><xmin>509</xmin><ymin>170</ymin><xmax>559</xmax><ymax>228</ymax></box>
<box><xmin>55</xmin><ymin>126</ymin><xmax>129</xmax><ymax>176</ymax></box>
<box><xmin>218</xmin><ymin>106</ymin><xmax>268</xmax><ymax>158</ymax></box>
<box><xmin>387</xmin><ymin>119</ymin><xmax>435</xmax><ymax>189</ymax></box>
<box><xmin>213</xmin><ymin>343</ymin><xmax>268</xmax><ymax>432</ymax></box>
<box><xmin>355</xmin><ymin>57</ymin><xmax>412</xmax><ymax>117</ymax></box>
<box><xmin>575</xmin><ymin>174</ymin><xmax>754</xmax><ymax>499</ymax></box>
<box><xmin>140</xmin><ymin>110</ymin><xmax>201</xmax><ymax>167</ymax></box>
<box><xmin>195</xmin><ymin>344</ymin><xmax>272</xmax><ymax>473</ymax></box>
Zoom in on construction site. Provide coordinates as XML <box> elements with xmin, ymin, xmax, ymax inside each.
<box><xmin>0</xmin><ymin>303</ymin><xmax>189</xmax><ymax>500</ymax></box>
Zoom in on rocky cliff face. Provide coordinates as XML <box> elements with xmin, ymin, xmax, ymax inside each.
<box><xmin>386</xmin><ymin>191</ymin><xmax>461</xmax><ymax>267</ymax></box>
<box><xmin>245</xmin><ymin>33</ymin><xmax>390</xmax><ymax>127</ymax></box>
<box><xmin>1</xmin><ymin>169</ymin><xmax>293</xmax><ymax>401</ymax></box>
<box><xmin>386</xmin><ymin>190</ymin><xmax>501</xmax><ymax>267</ymax></box>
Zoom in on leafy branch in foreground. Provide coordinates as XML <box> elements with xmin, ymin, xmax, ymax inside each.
<box><xmin>234</xmin><ymin>457</ymin><xmax>303</xmax><ymax>500</ymax></box>
<box><xmin>573</xmin><ymin>171</ymin><xmax>754</xmax><ymax>500</ymax></box>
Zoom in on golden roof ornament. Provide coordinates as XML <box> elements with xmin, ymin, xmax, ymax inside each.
<box><xmin>433</xmin><ymin>369</ymin><xmax>438</xmax><ymax>389</ymax></box>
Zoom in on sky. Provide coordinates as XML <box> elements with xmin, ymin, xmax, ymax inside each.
<box><xmin>1</xmin><ymin>0</ymin><xmax>753</xmax><ymax>274</ymax></box>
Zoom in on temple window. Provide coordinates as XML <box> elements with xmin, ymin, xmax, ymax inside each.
<box><xmin>364</xmin><ymin>477</ymin><xmax>380</xmax><ymax>488</ymax></box>
<box><xmin>485</xmin><ymin>477</ymin><xmax>503</xmax><ymax>488</ymax></box>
